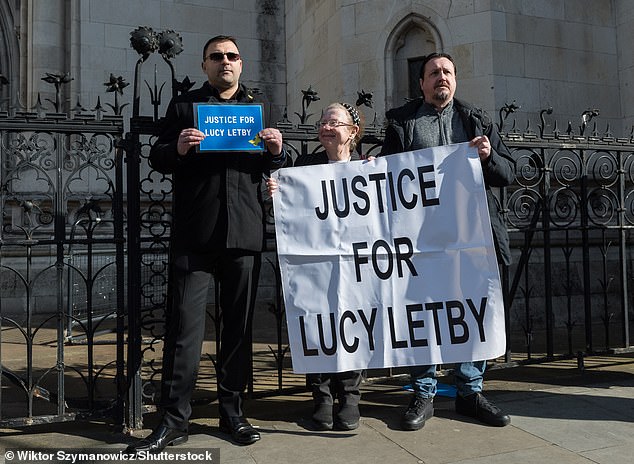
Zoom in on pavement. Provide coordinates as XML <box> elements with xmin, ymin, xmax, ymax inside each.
<box><xmin>1</xmin><ymin>353</ymin><xmax>634</xmax><ymax>464</ymax></box>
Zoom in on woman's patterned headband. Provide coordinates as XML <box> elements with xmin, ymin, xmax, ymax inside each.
<box><xmin>341</xmin><ymin>102</ymin><xmax>360</xmax><ymax>126</ymax></box>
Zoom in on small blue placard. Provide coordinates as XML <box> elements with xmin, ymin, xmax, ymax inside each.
<box><xmin>194</xmin><ymin>103</ymin><xmax>265</xmax><ymax>152</ymax></box>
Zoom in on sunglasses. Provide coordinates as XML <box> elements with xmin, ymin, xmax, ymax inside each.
<box><xmin>205</xmin><ymin>52</ymin><xmax>241</xmax><ymax>62</ymax></box>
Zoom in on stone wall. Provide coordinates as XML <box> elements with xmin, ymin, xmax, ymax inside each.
<box><xmin>285</xmin><ymin>0</ymin><xmax>632</xmax><ymax>134</ymax></box>
<box><xmin>15</xmin><ymin>0</ymin><xmax>287</xmax><ymax>124</ymax></box>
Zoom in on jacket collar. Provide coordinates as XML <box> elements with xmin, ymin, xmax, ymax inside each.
<box><xmin>386</xmin><ymin>96</ymin><xmax>476</xmax><ymax>122</ymax></box>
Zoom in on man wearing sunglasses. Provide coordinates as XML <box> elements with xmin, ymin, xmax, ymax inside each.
<box><xmin>126</xmin><ymin>35</ymin><xmax>288</xmax><ymax>453</ymax></box>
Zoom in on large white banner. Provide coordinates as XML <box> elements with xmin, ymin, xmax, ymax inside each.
<box><xmin>272</xmin><ymin>143</ymin><xmax>506</xmax><ymax>373</ymax></box>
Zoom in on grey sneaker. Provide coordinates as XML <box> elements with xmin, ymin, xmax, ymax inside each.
<box><xmin>401</xmin><ymin>395</ymin><xmax>434</xmax><ymax>431</ymax></box>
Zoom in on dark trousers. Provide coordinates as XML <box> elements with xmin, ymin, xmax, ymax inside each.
<box><xmin>307</xmin><ymin>371</ymin><xmax>363</xmax><ymax>407</ymax></box>
<box><xmin>160</xmin><ymin>250</ymin><xmax>261</xmax><ymax>430</ymax></box>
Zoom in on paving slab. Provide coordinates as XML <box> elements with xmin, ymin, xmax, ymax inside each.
<box><xmin>1</xmin><ymin>354</ymin><xmax>634</xmax><ymax>464</ymax></box>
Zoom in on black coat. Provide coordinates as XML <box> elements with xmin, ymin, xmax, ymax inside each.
<box><xmin>380</xmin><ymin>97</ymin><xmax>516</xmax><ymax>265</ymax></box>
<box><xmin>294</xmin><ymin>151</ymin><xmax>329</xmax><ymax>167</ymax></box>
<box><xmin>150</xmin><ymin>82</ymin><xmax>288</xmax><ymax>254</ymax></box>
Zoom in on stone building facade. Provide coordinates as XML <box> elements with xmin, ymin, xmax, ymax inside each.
<box><xmin>0</xmin><ymin>0</ymin><xmax>632</xmax><ymax>132</ymax></box>
<box><xmin>286</xmin><ymin>0</ymin><xmax>634</xmax><ymax>133</ymax></box>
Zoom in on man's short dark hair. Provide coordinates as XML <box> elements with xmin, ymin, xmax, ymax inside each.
<box><xmin>203</xmin><ymin>35</ymin><xmax>239</xmax><ymax>59</ymax></box>
<box><xmin>419</xmin><ymin>52</ymin><xmax>456</xmax><ymax>79</ymax></box>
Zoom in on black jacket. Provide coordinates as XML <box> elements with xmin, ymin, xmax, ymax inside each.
<box><xmin>150</xmin><ymin>82</ymin><xmax>288</xmax><ymax>254</ymax></box>
<box><xmin>380</xmin><ymin>97</ymin><xmax>516</xmax><ymax>265</ymax></box>
<box><xmin>294</xmin><ymin>151</ymin><xmax>329</xmax><ymax>167</ymax></box>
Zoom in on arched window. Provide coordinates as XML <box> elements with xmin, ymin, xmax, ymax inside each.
<box><xmin>385</xmin><ymin>14</ymin><xmax>442</xmax><ymax>110</ymax></box>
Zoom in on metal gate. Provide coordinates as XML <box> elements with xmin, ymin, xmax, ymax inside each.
<box><xmin>0</xmin><ymin>109</ymin><xmax>126</xmax><ymax>427</ymax></box>
<box><xmin>501</xmin><ymin>112</ymin><xmax>634</xmax><ymax>361</ymax></box>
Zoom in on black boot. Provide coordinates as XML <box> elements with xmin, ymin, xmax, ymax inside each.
<box><xmin>307</xmin><ymin>373</ymin><xmax>334</xmax><ymax>430</ymax></box>
<box><xmin>335</xmin><ymin>400</ymin><xmax>360</xmax><ymax>430</ymax></box>
<box><xmin>312</xmin><ymin>400</ymin><xmax>334</xmax><ymax>430</ymax></box>
<box><xmin>334</xmin><ymin>370</ymin><xmax>362</xmax><ymax>430</ymax></box>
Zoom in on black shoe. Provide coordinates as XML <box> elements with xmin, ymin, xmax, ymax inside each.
<box><xmin>401</xmin><ymin>395</ymin><xmax>433</xmax><ymax>431</ymax></box>
<box><xmin>125</xmin><ymin>424</ymin><xmax>188</xmax><ymax>455</ymax></box>
<box><xmin>219</xmin><ymin>416</ymin><xmax>261</xmax><ymax>445</ymax></box>
<box><xmin>335</xmin><ymin>403</ymin><xmax>359</xmax><ymax>431</ymax></box>
<box><xmin>455</xmin><ymin>392</ymin><xmax>511</xmax><ymax>427</ymax></box>
<box><xmin>312</xmin><ymin>402</ymin><xmax>334</xmax><ymax>430</ymax></box>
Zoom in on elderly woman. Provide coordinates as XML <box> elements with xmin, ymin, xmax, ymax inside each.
<box><xmin>268</xmin><ymin>102</ymin><xmax>369</xmax><ymax>431</ymax></box>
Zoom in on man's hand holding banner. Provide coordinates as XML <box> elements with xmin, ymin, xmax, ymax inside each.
<box><xmin>272</xmin><ymin>143</ymin><xmax>506</xmax><ymax>373</ymax></box>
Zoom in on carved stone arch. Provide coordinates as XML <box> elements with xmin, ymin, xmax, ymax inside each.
<box><xmin>384</xmin><ymin>14</ymin><xmax>443</xmax><ymax>111</ymax></box>
<box><xmin>0</xmin><ymin>0</ymin><xmax>20</xmax><ymax>110</ymax></box>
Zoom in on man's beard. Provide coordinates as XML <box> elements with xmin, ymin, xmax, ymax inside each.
<box><xmin>434</xmin><ymin>88</ymin><xmax>450</xmax><ymax>103</ymax></box>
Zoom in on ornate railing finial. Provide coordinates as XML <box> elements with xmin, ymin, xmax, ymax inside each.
<box><xmin>130</xmin><ymin>26</ymin><xmax>159</xmax><ymax>60</ymax></box>
<box><xmin>104</xmin><ymin>74</ymin><xmax>130</xmax><ymax>116</ymax></box>
<box><xmin>130</xmin><ymin>26</ymin><xmax>159</xmax><ymax>117</ymax></box>
<box><xmin>539</xmin><ymin>107</ymin><xmax>553</xmax><ymax>137</ymax></box>
<box><xmin>41</xmin><ymin>72</ymin><xmax>73</xmax><ymax>112</ymax></box>
<box><xmin>157</xmin><ymin>30</ymin><xmax>185</xmax><ymax>101</ymax></box>
<box><xmin>356</xmin><ymin>89</ymin><xmax>378</xmax><ymax>126</ymax></box>
<box><xmin>157</xmin><ymin>30</ymin><xmax>183</xmax><ymax>59</ymax></box>
<box><xmin>356</xmin><ymin>90</ymin><xmax>373</xmax><ymax>108</ymax></box>
<box><xmin>498</xmin><ymin>100</ymin><xmax>520</xmax><ymax>132</ymax></box>
<box><xmin>580</xmin><ymin>108</ymin><xmax>600</xmax><ymax>136</ymax></box>
<box><xmin>295</xmin><ymin>85</ymin><xmax>320</xmax><ymax>124</ymax></box>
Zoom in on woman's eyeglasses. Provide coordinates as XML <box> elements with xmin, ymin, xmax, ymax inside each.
<box><xmin>205</xmin><ymin>52</ymin><xmax>241</xmax><ymax>62</ymax></box>
<box><xmin>318</xmin><ymin>119</ymin><xmax>353</xmax><ymax>128</ymax></box>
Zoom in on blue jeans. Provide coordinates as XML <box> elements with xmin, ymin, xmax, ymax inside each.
<box><xmin>409</xmin><ymin>361</ymin><xmax>486</xmax><ymax>398</ymax></box>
